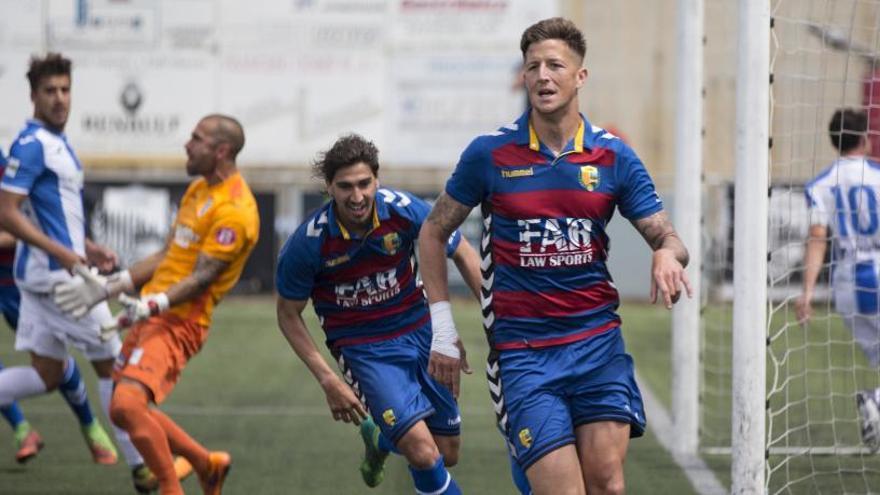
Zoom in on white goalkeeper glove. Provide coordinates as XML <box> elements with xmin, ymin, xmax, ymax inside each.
<box><xmin>429</xmin><ymin>301</ymin><xmax>460</xmax><ymax>359</ymax></box>
<box><xmin>54</xmin><ymin>264</ymin><xmax>134</xmax><ymax>318</ymax></box>
<box><xmin>100</xmin><ymin>292</ymin><xmax>169</xmax><ymax>340</ymax></box>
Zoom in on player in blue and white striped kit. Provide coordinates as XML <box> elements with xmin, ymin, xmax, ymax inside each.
<box><xmin>0</xmin><ymin>53</ymin><xmax>170</xmax><ymax>491</ymax></box>
<box><xmin>797</xmin><ymin>108</ymin><xmax>880</xmax><ymax>453</ymax></box>
<box><xmin>276</xmin><ymin>134</ymin><xmax>482</xmax><ymax>495</ymax></box>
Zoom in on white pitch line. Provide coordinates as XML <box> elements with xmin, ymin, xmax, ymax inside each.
<box><xmin>637</xmin><ymin>372</ymin><xmax>728</xmax><ymax>495</ymax></box>
<box><xmin>19</xmin><ymin>404</ymin><xmax>495</xmax><ymax>417</ymax></box>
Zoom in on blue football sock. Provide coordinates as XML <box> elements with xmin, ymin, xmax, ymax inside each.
<box><xmin>0</xmin><ymin>361</ymin><xmax>25</xmax><ymax>428</ymax></box>
<box><xmin>378</xmin><ymin>431</ymin><xmax>400</xmax><ymax>455</ymax></box>
<box><xmin>509</xmin><ymin>453</ymin><xmax>532</xmax><ymax>495</ymax></box>
<box><xmin>409</xmin><ymin>456</ymin><xmax>461</xmax><ymax>495</ymax></box>
<box><xmin>58</xmin><ymin>356</ymin><xmax>94</xmax><ymax>426</ymax></box>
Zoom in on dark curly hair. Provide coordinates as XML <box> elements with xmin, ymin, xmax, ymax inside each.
<box><xmin>313</xmin><ymin>134</ymin><xmax>380</xmax><ymax>183</ymax></box>
<box><xmin>27</xmin><ymin>53</ymin><xmax>71</xmax><ymax>92</ymax></box>
<box><xmin>520</xmin><ymin>17</ymin><xmax>586</xmax><ymax>61</ymax></box>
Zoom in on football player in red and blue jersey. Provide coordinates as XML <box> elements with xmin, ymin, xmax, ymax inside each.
<box><xmin>419</xmin><ymin>18</ymin><xmax>692</xmax><ymax>495</ymax></box>
<box><xmin>276</xmin><ymin>134</ymin><xmax>482</xmax><ymax>494</ymax></box>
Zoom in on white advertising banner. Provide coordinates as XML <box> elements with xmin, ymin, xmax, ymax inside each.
<box><xmin>0</xmin><ymin>0</ymin><xmax>557</xmax><ymax>167</ymax></box>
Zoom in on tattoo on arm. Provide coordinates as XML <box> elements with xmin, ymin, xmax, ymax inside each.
<box><xmin>632</xmin><ymin>211</ymin><xmax>689</xmax><ymax>266</ymax></box>
<box><xmin>426</xmin><ymin>193</ymin><xmax>472</xmax><ymax>239</ymax></box>
<box><xmin>167</xmin><ymin>254</ymin><xmax>230</xmax><ymax>304</ymax></box>
<box><xmin>190</xmin><ymin>254</ymin><xmax>230</xmax><ymax>292</ymax></box>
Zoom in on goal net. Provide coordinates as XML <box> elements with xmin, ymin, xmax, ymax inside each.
<box><xmin>701</xmin><ymin>1</ymin><xmax>880</xmax><ymax>493</ymax></box>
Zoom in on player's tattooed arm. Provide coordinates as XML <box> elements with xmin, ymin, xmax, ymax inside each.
<box><xmin>632</xmin><ymin>210</ymin><xmax>693</xmax><ymax>309</ymax></box>
<box><xmin>425</xmin><ymin>193</ymin><xmax>472</xmax><ymax>240</ymax></box>
<box><xmin>419</xmin><ymin>193</ymin><xmax>473</xmax><ymax>304</ymax></box>
<box><xmin>164</xmin><ymin>253</ymin><xmax>229</xmax><ymax>305</ymax></box>
<box><xmin>632</xmin><ymin>210</ymin><xmax>689</xmax><ymax>266</ymax></box>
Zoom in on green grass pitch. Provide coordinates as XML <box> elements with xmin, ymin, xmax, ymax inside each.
<box><xmin>0</xmin><ymin>297</ymin><xmax>697</xmax><ymax>494</ymax></box>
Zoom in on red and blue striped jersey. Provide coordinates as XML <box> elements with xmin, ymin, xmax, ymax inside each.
<box><xmin>445</xmin><ymin>111</ymin><xmax>664</xmax><ymax>350</ymax></box>
<box><xmin>276</xmin><ymin>188</ymin><xmax>461</xmax><ymax>348</ymax></box>
<box><xmin>0</xmin><ymin>150</ymin><xmax>14</xmax><ymax>287</ymax></box>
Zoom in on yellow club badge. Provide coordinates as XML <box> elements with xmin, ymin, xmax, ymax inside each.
<box><xmin>578</xmin><ymin>165</ymin><xmax>600</xmax><ymax>191</ymax></box>
<box><xmin>383</xmin><ymin>408</ymin><xmax>396</xmax><ymax>427</ymax></box>
<box><xmin>381</xmin><ymin>233</ymin><xmax>401</xmax><ymax>255</ymax></box>
<box><xmin>518</xmin><ymin>428</ymin><xmax>533</xmax><ymax>449</ymax></box>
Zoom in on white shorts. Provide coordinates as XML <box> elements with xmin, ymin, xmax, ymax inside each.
<box><xmin>15</xmin><ymin>289</ymin><xmax>121</xmax><ymax>362</ymax></box>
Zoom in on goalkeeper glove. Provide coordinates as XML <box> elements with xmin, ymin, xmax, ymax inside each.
<box><xmin>53</xmin><ymin>264</ymin><xmax>134</xmax><ymax>318</ymax></box>
<box><xmin>101</xmin><ymin>293</ymin><xmax>169</xmax><ymax>341</ymax></box>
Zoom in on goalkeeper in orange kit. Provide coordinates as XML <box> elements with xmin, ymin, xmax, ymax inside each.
<box><xmin>53</xmin><ymin>114</ymin><xmax>260</xmax><ymax>495</ymax></box>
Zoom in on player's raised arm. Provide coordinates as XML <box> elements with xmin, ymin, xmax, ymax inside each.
<box><xmin>276</xmin><ymin>296</ymin><xmax>366</xmax><ymax>425</ymax></box>
<box><xmin>419</xmin><ymin>192</ymin><xmax>473</xmax><ymax>398</ymax></box>
<box><xmin>631</xmin><ymin>210</ymin><xmax>692</xmax><ymax>309</ymax></box>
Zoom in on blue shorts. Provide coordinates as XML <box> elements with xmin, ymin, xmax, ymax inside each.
<box><xmin>0</xmin><ymin>284</ymin><xmax>20</xmax><ymax>330</ymax></box>
<box><xmin>490</xmin><ymin>327</ymin><xmax>645</xmax><ymax>470</ymax></box>
<box><xmin>336</xmin><ymin>325</ymin><xmax>461</xmax><ymax>444</ymax></box>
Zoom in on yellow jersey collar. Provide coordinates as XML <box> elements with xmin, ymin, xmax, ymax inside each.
<box><xmin>528</xmin><ymin>118</ymin><xmax>585</xmax><ymax>154</ymax></box>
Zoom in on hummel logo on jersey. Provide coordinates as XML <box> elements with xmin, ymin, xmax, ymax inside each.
<box><xmin>517</xmin><ymin>217</ymin><xmax>594</xmax><ymax>268</ymax></box>
<box><xmin>334</xmin><ymin>268</ymin><xmax>400</xmax><ymax>307</ymax></box>
<box><xmin>324</xmin><ymin>254</ymin><xmax>351</xmax><ymax>267</ymax></box>
<box><xmin>501</xmin><ymin>167</ymin><xmax>534</xmax><ymax>179</ymax></box>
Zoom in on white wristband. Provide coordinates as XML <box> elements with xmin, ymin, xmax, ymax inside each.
<box><xmin>147</xmin><ymin>292</ymin><xmax>170</xmax><ymax>314</ymax></box>
<box><xmin>429</xmin><ymin>301</ymin><xmax>460</xmax><ymax>359</ymax></box>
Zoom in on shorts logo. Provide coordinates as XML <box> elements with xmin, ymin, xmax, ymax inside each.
<box><xmin>215</xmin><ymin>227</ymin><xmax>237</xmax><ymax>245</ymax></box>
<box><xmin>130</xmin><ymin>347</ymin><xmax>144</xmax><ymax>365</ymax></box>
<box><xmin>382</xmin><ymin>408</ymin><xmax>396</xmax><ymax>427</ymax></box>
<box><xmin>518</xmin><ymin>428</ymin><xmax>533</xmax><ymax>449</ymax></box>
<box><xmin>380</xmin><ymin>233</ymin><xmax>401</xmax><ymax>256</ymax></box>
<box><xmin>578</xmin><ymin>165</ymin><xmax>599</xmax><ymax>191</ymax></box>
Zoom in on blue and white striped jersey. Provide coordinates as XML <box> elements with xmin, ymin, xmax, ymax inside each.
<box><xmin>1</xmin><ymin>120</ymin><xmax>86</xmax><ymax>292</ymax></box>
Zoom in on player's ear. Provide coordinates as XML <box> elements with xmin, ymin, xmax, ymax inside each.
<box><xmin>576</xmin><ymin>67</ymin><xmax>588</xmax><ymax>89</ymax></box>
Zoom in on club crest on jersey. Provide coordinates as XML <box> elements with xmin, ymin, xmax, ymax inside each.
<box><xmin>518</xmin><ymin>428</ymin><xmax>533</xmax><ymax>449</ymax></box>
<box><xmin>383</xmin><ymin>409</ymin><xmax>396</xmax><ymax>427</ymax></box>
<box><xmin>379</xmin><ymin>233</ymin><xmax>401</xmax><ymax>255</ymax></box>
<box><xmin>578</xmin><ymin>165</ymin><xmax>599</xmax><ymax>191</ymax></box>
<box><xmin>215</xmin><ymin>227</ymin><xmax>237</xmax><ymax>246</ymax></box>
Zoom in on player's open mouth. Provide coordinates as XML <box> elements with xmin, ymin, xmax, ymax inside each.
<box><xmin>348</xmin><ymin>203</ymin><xmax>369</xmax><ymax>216</ymax></box>
<box><xmin>537</xmin><ymin>89</ymin><xmax>555</xmax><ymax>97</ymax></box>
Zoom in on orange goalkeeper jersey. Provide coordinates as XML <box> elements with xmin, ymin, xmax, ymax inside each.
<box><xmin>142</xmin><ymin>172</ymin><xmax>259</xmax><ymax>327</ymax></box>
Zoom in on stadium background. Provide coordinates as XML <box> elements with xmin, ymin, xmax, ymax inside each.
<box><xmin>2</xmin><ymin>0</ymin><xmax>880</xmax><ymax>493</ymax></box>
<box><xmin>0</xmin><ymin>0</ymin><xmax>740</xmax><ymax>299</ymax></box>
